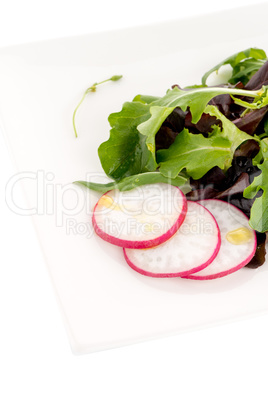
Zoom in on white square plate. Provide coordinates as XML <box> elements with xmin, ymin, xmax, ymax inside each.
<box><xmin>1</xmin><ymin>3</ymin><xmax>268</xmax><ymax>354</ymax></box>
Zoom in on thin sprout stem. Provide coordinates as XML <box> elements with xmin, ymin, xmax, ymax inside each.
<box><xmin>73</xmin><ymin>91</ymin><xmax>87</xmax><ymax>138</ymax></box>
<box><xmin>73</xmin><ymin>75</ymin><xmax>122</xmax><ymax>137</ymax></box>
<box><xmin>95</xmin><ymin>78</ymin><xmax>112</xmax><ymax>86</ymax></box>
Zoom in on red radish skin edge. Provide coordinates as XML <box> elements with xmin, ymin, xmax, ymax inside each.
<box><xmin>184</xmin><ymin>249</ymin><xmax>257</xmax><ymax>280</ymax></box>
<box><xmin>123</xmin><ymin>203</ymin><xmax>222</xmax><ymax>278</ymax></box>
<box><xmin>184</xmin><ymin>199</ymin><xmax>258</xmax><ymax>280</ymax></box>
<box><xmin>92</xmin><ymin>188</ymin><xmax>188</xmax><ymax>249</ymax></box>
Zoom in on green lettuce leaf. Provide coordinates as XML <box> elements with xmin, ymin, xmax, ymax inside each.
<box><xmin>138</xmin><ymin>85</ymin><xmax>263</xmax><ymax>130</ymax></box>
<box><xmin>74</xmin><ymin>171</ymin><xmax>191</xmax><ymax>194</ymax></box>
<box><xmin>205</xmin><ymin>105</ymin><xmax>253</xmax><ymax>153</ymax></box>
<box><xmin>244</xmin><ymin>138</ymin><xmax>268</xmax><ymax>232</ymax></box>
<box><xmin>157</xmin><ymin>127</ymin><xmax>231</xmax><ymax>179</ymax></box>
<box><xmin>158</xmin><ymin>106</ymin><xmax>254</xmax><ymax>180</ymax></box>
<box><xmin>98</xmin><ymin>101</ymin><xmax>157</xmax><ymax>179</ymax></box>
<box><xmin>201</xmin><ymin>47</ymin><xmax>267</xmax><ymax>86</ymax></box>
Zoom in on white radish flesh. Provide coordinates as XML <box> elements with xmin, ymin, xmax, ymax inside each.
<box><xmin>92</xmin><ymin>183</ymin><xmax>187</xmax><ymax>249</ymax></box>
<box><xmin>123</xmin><ymin>201</ymin><xmax>220</xmax><ymax>277</ymax></box>
<box><xmin>185</xmin><ymin>199</ymin><xmax>257</xmax><ymax>280</ymax></box>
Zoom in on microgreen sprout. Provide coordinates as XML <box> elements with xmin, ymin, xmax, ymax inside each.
<box><xmin>73</xmin><ymin>75</ymin><xmax>122</xmax><ymax>137</ymax></box>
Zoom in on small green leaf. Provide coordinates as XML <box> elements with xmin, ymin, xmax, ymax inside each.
<box><xmin>201</xmin><ymin>47</ymin><xmax>267</xmax><ymax>86</ymax></box>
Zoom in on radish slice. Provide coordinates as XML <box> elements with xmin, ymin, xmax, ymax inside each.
<box><xmin>92</xmin><ymin>183</ymin><xmax>187</xmax><ymax>249</ymax></box>
<box><xmin>185</xmin><ymin>199</ymin><xmax>257</xmax><ymax>280</ymax></box>
<box><xmin>123</xmin><ymin>201</ymin><xmax>221</xmax><ymax>277</ymax></box>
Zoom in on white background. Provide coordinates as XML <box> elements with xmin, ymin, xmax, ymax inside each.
<box><xmin>1</xmin><ymin>1</ymin><xmax>268</xmax><ymax>401</ymax></box>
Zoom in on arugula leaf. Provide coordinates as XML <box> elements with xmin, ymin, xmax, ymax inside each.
<box><xmin>201</xmin><ymin>47</ymin><xmax>267</xmax><ymax>86</ymax></box>
<box><xmin>141</xmin><ymin>85</ymin><xmax>261</xmax><ymax>124</ymax></box>
<box><xmin>157</xmin><ymin>127</ymin><xmax>231</xmax><ymax>179</ymax></box>
<box><xmin>98</xmin><ymin>101</ymin><xmax>157</xmax><ymax>180</ymax></box>
<box><xmin>74</xmin><ymin>172</ymin><xmax>191</xmax><ymax>193</ymax></box>
<box><xmin>244</xmin><ymin>138</ymin><xmax>268</xmax><ymax>232</ymax></box>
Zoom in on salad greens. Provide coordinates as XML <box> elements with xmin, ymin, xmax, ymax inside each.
<box><xmin>157</xmin><ymin>105</ymin><xmax>252</xmax><ymax>179</ymax></box>
<box><xmin>98</xmin><ymin>101</ymin><xmax>157</xmax><ymax>179</ymax></box>
<box><xmin>201</xmin><ymin>47</ymin><xmax>267</xmax><ymax>86</ymax></box>
<box><xmin>75</xmin><ymin>47</ymin><xmax>268</xmax><ymax>243</ymax></box>
<box><xmin>98</xmin><ymin>85</ymin><xmax>267</xmax><ymax>180</ymax></box>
